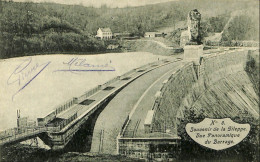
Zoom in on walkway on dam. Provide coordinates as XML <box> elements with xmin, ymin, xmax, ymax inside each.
<box><xmin>90</xmin><ymin>60</ymin><xmax>183</xmax><ymax>154</ymax></box>
<box><xmin>123</xmin><ymin>62</ymin><xmax>183</xmax><ymax>138</ymax></box>
<box><xmin>53</xmin><ymin>59</ymin><xmax>178</xmax><ymax>130</ymax></box>
<box><xmin>0</xmin><ymin>56</ymin><xmax>181</xmax><ymax>148</ymax></box>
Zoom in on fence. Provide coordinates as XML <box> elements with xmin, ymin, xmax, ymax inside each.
<box><xmin>0</xmin><ymin>126</ymin><xmax>48</xmax><ymax>145</ymax></box>
<box><xmin>102</xmin><ymin>76</ymin><xmax>120</xmax><ymax>88</ymax></box>
<box><xmin>120</xmin><ymin>69</ymin><xmax>136</xmax><ymax>79</ymax></box>
<box><xmin>122</xmin><ymin>128</ymin><xmax>174</xmax><ymax>138</ymax></box>
<box><xmin>2</xmin><ymin>58</ymin><xmax>168</xmax><ymax>146</ymax></box>
<box><xmin>59</xmin><ymin>113</ymin><xmax>78</xmax><ymax>130</ymax></box>
<box><xmin>149</xmin><ymin>63</ymin><xmax>193</xmax><ymax>133</ymax></box>
<box><xmin>120</xmin><ymin>116</ymin><xmax>130</xmax><ymax>135</ymax></box>
<box><xmin>55</xmin><ymin>98</ymin><xmax>76</xmax><ymax>114</ymax></box>
<box><xmin>205</xmin><ymin>40</ymin><xmax>260</xmax><ymax>47</ymax></box>
<box><xmin>78</xmin><ymin>86</ymin><xmax>102</xmax><ymax>101</ymax></box>
<box><xmin>119</xmin><ymin>58</ymin><xmax>174</xmax><ymax>137</ymax></box>
<box><xmin>39</xmin><ymin>97</ymin><xmax>78</xmax><ymax>126</ymax></box>
<box><xmin>50</xmin><ymin>58</ymin><xmax>166</xmax><ymax>127</ymax></box>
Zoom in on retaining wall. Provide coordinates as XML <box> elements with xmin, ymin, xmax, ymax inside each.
<box><xmin>152</xmin><ymin>49</ymin><xmax>259</xmax><ymax>132</ymax></box>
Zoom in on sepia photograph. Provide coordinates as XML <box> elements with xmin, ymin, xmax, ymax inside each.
<box><xmin>0</xmin><ymin>0</ymin><xmax>259</xmax><ymax>161</ymax></box>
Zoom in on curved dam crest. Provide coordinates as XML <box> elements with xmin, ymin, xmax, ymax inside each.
<box><xmin>152</xmin><ymin>49</ymin><xmax>259</xmax><ymax>131</ymax></box>
<box><xmin>87</xmin><ymin>48</ymin><xmax>259</xmax><ymax>156</ymax></box>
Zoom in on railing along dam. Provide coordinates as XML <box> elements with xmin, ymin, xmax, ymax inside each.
<box><xmin>0</xmin><ymin>58</ymin><xmax>174</xmax><ymax>150</ymax></box>
<box><xmin>151</xmin><ymin>48</ymin><xmax>259</xmax><ymax>133</ymax></box>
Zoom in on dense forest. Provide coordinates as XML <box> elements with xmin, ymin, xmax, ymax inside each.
<box><xmin>221</xmin><ymin>9</ymin><xmax>259</xmax><ymax>42</ymax></box>
<box><xmin>0</xmin><ymin>0</ymin><xmax>258</xmax><ymax>58</ymax></box>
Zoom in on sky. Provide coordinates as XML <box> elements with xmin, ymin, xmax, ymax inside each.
<box><xmin>13</xmin><ymin>0</ymin><xmax>179</xmax><ymax>8</ymax></box>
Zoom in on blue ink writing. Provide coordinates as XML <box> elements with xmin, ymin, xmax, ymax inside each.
<box><xmin>53</xmin><ymin>57</ymin><xmax>115</xmax><ymax>73</ymax></box>
<box><xmin>7</xmin><ymin>57</ymin><xmax>51</xmax><ymax>101</ymax></box>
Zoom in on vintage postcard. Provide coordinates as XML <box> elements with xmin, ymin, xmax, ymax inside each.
<box><xmin>0</xmin><ymin>0</ymin><xmax>259</xmax><ymax>161</ymax></box>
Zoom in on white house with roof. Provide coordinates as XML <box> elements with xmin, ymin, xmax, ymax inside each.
<box><xmin>96</xmin><ymin>28</ymin><xmax>113</xmax><ymax>40</ymax></box>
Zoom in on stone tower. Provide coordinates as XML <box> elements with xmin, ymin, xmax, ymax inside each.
<box><xmin>187</xmin><ymin>9</ymin><xmax>202</xmax><ymax>45</ymax></box>
<box><xmin>183</xmin><ymin>9</ymin><xmax>204</xmax><ymax>65</ymax></box>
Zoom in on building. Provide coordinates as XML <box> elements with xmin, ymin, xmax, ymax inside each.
<box><xmin>96</xmin><ymin>28</ymin><xmax>113</xmax><ymax>40</ymax></box>
<box><xmin>155</xmin><ymin>33</ymin><xmax>166</xmax><ymax>37</ymax></box>
<box><xmin>144</xmin><ymin>32</ymin><xmax>166</xmax><ymax>38</ymax></box>
<box><xmin>144</xmin><ymin>32</ymin><xmax>156</xmax><ymax>38</ymax></box>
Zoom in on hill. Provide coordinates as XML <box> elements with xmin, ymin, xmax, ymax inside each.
<box><xmin>0</xmin><ymin>0</ymin><xmax>258</xmax><ymax>58</ymax></box>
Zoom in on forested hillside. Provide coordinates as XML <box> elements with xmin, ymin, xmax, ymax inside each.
<box><xmin>0</xmin><ymin>0</ymin><xmax>258</xmax><ymax>58</ymax></box>
<box><xmin>0</xmin><ymin>1</ymin><xmax>106</xmax><ymax>58</ymax></box>
<box><xmin>221</xmin><ymin>9</ymin><xmax>259</xmax><ymax>42</ymax></box>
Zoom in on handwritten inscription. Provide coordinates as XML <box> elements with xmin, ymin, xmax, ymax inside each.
<box><xmin>53</xmin><ymin>57</ymin><xmax>115</xmax><ymax>73</ymax></box>
<box><xmin>186</xmin><ymin>118</ymin><xmax>250</xmax><ymax>150</ymax></box>
<box><xmin>7</xmin><ymin>57</ymin><xmax>51</xmax><ymax>100</ymax></box>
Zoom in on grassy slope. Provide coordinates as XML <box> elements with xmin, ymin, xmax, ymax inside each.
<box><xmin>121</xmin><ymin>40</ymin><xmax>176</xmax><ymax>55</ymax></box>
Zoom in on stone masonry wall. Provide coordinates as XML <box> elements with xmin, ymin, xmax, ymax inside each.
<box><xmin>152</xmin><ymin>49</ymin><xmax>259</xmax><ymax>132</ymax></box>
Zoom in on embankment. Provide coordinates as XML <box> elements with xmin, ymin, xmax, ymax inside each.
<box><xmin>152</xmin><ymin>49</ymin><xmax>259</xmax><ymax>131</ymax></box>
<box><xmin>121</xmin><ymin>40</ymin><xmax>181</xmax><ymax>55</ymax></box>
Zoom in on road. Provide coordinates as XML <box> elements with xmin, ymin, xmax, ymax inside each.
<box><xmin>133</xmin><ymin>39</ymin><xmax>174</xmax><ymax>49</ymax></box>
<box><xmin>90</xmin><ymin>60</ymin><xmax>183</xmax><ymax>154</ymax></box>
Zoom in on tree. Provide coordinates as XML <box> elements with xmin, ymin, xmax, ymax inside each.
<box><xmin>221</xmin><ymin>14</ymin><xmax>258</xmax><ymax>41</ymax></box>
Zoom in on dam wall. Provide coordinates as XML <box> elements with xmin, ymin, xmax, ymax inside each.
<box><xmin>151</xmin><ymin>62</ymin><xmax>197</xmax><ymax>132</ymax></box>
<box><xmin>152</xmin><ymin>49</ymin><xmax>259</xmax><ymax>132</ymax></box>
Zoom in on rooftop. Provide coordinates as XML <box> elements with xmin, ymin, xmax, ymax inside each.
<box><xmin>99</xmin><ymin>28</ymin><xmax>112</xmax><ymax>33</ymax></box>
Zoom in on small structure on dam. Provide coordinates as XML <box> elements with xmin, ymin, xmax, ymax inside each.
<box><xmin>116</xmin><ymin>9</ymin><xmax>206</xmax><ymax>161</ymax></box>
<box><xmin>182</xmin><ymin>9</ymin><xmax>204</xmax><ymax>65</ymax></box>
<box><xmin>117</xmin><ymin>81</ymin><xmax>181</xmax><ymax>160</ymax></box>
<box><xmin>117</xmin><ymin>48</ymin><xmax>259</xmax><ymax>161</ymax></box>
